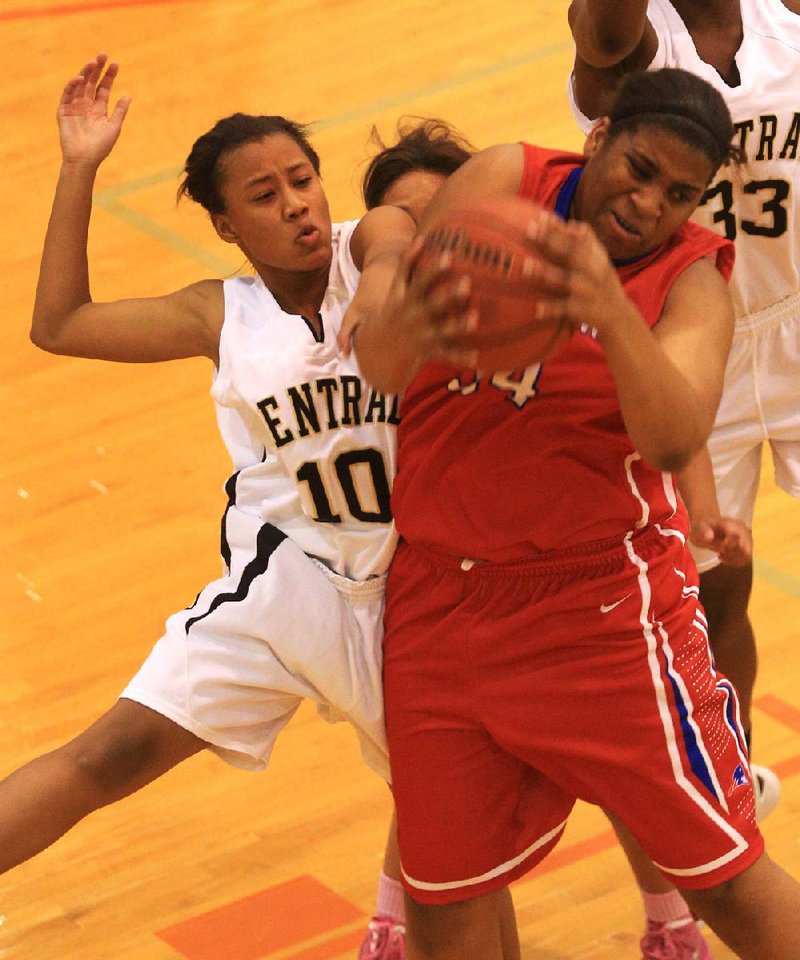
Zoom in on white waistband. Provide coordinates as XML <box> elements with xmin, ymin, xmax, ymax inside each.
<box><xmin>310</xmin><ymin>556</ymin><xmax>386</xmax><ymax>600</ymax></box>
<box><xmin>734</xmin><ymin>288</ymin><xmax>800</xmax><ymax>338</ymax></box>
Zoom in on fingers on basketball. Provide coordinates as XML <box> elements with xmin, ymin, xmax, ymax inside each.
<box><xmin>414</xmin><ymin>196</ymin><xmax>573</xmax><ymax>370</ymax></box>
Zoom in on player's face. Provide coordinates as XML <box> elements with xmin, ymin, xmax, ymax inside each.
<box><xmin>212</xmin><ymin>134</ymin><xmax>332</xmax><ymax>275</ymax></box>
<box><xmin>379</xmin><ymin>169</ymin><xmax>449</xmax><ymax>225</ymax></box>
<box><xmin>577</xmin><ymin>122</ymin><xmax>715</xmax><ymax>260</ymax></box>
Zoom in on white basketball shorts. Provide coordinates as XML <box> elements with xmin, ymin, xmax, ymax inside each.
<box><xmin>692</xmin><ymin>292</ymin><xmax>800</xmax><ymax>572</ymax></box>
<box><xmin>121</xmin><ymin>507</ymin><xmax>389</xmax><ymax>780</ymax></box>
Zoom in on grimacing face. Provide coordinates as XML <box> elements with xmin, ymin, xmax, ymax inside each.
<box><xmin>576</xmin><ymin>120</ymin><xmax>716</xmax><ymax>261</ymax></box>
<box><xmin>212</xmin><ymin>133</ymin><xmax>332</xmax><ymax>275</ymax></box>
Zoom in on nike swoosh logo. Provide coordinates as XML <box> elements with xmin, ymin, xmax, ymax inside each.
<box><xmin>599</xmin><ymin>593</ymin><xmax>633</xmax><ymax>614</ymax></box>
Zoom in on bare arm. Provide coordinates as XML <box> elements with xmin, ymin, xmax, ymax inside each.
<box><xmin>32</xmin><ymin>54</ymin><xmax>221</xmax><ymax>364</ymax></box>
<box><xmin>677</xmin><ymin>449</ymin><xmax>753</xmax><ymax>566</ymax></box>
<box><xmin>568</xmin><ymin>0</ymin><xmax>658</xmax><ymax>121</ymax></box>
<box><xmin>527</xmin><ymin>216</ymin><xmax>734</xmax><ymax>471</ymax></box>
<box><xmin>337</xmin><ymin>205</ymin><xmax>417</xmax><ymax>367</ymax></box>
<box><xmin>353</xmin><ymin>145</ymin><xmax>524</xmax><ymax>393</ymax></box>
<box><xmin>569</xmin><ymin>0</ymin><xmax>655</xmax><ymax>66</ymax></box>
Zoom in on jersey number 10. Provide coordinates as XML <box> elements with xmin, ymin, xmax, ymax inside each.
<box><xmin>297</xmin><ymin>448</ymin><xmax>392</xmax><ymax>524</ymax></box>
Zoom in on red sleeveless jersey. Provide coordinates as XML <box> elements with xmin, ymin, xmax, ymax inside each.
<box><xmin>391</xmin><ymin>145</ymin><xmax>735</xmax><ymax>561</ymax></box>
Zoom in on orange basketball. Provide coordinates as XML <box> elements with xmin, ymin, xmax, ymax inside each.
<box><xmin>415</xmin><ymin>196</ymin><xmax>572</xmax><ymax>370</ymax></box>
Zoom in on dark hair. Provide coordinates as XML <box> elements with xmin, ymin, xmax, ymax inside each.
<box><xmin>362</xmin><ymin>117</ymin><xmax>475</xmax><ymax>210</ymax></box>
<box><xmin>607</xmin><ymin>68</ymin><xmax>737</xmax><ymax>172</ymax></box>
<box><xmin>178</xmin><ymin>114</ymin><xmax>321</xmax><ymax>215</ymax></box>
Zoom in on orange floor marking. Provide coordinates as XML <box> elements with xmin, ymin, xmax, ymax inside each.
<box><xmin>285</xmin><ymin>927</ymin><xmax>366</xmax><ymax>960</ymax></box>
<box><xmin>773</xmin><ymin>755</ymin><xmax>800</xmax><ymax>779</ymax></box>
<box><xmin>754</xmin><ymin>694</ymin><xmax>800</xmax><ymax>734</ymax></box>
<box><xmin>156</xmin><ymin>874</ymin><xmax>365</xmax><ymax>960</ymax></box>
<box><xmin>155</xmin><ymin>696</ymin><xmax>800</xmax><ymax>958</ymax></box>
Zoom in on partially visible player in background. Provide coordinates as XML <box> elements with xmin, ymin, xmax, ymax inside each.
<box><xmin>356</xmin><ymin>115</ymin><xmax>474</xmax><ymax>960</ymax></box>
<box><xmin>4</xmin><ymin>50</ymin><xmax>419</xmax><ymax>951</ymax></box>
<box><xmin>569</xmin><ymin>3</ymin><xmax>800</xmax><ymax>956</ymax></box>
<box><xmin>363</xmin><ymin>117</ymin><xmax>475</xmax><ymax>224</ymax></box>
<box><xmin>356</xmin><ymin>67</ymin><xmax>800</xmax><ymax>960</ymax></box>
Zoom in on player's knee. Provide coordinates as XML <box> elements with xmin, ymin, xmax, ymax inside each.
<box><xmin>682</xmin><ymin>863</ymin><xmax>762</xmax><ymax>928</ymax></box>
<box><xmin>63</xmin><ymin>716</ymin><xmax>172</xmax><ymax>801</ymax></box>
<box><xmin>683</xmin><ymin>877</ymin><xmax>737</xmax><ymax>923</ymax></box>
<box><xmin>405</xmin><ymin>893</ymin><xmax>501</xmax><ymax>958</ymax></box>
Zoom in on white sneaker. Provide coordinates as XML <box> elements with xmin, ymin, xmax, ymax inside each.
<box><xmin>751</xmin><ymin>763</ymin><xmax>781</xmax><ymax>820</ymax></box>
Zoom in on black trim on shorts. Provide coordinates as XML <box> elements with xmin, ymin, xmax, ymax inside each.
<box><xmin>220</xmin><ymin>470</ymin><xmax>241</xmax><ymax>571</ymax></box>
<box><xmin>186</xmin><ymin>522</ymin><xmax>288</xmax><ymax>634</ymax></box>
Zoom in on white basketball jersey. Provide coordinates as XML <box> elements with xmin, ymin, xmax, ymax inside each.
<box><xmin>569</xmin><ymin>0</ymin><xmax>800</xmax><ymax>321</ymax></box>
<box><xmin>211</xmin><ymin>220</ymin><xmax>398</xmax><ymax>581</ymax></box>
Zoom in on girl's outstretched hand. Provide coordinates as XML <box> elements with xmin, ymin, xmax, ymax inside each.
<box><xmin>58</xmin><ymin>53</ymin><xmax>132</xmax><ymax>166</ymax></box>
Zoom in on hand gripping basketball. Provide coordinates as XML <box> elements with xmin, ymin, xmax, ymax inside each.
<box><xmin>414</xmin><ymin>196</ymin><xmax>573</xmax><ymax>371</ymax></box>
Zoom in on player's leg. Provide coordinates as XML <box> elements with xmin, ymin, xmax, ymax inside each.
<box><xmin>699</xmin><ymin>561</ymin><xmax>757</xmax><ymax>735</ymax></box>
<box><xmin>583</xmin><ymin>541</ymin><xmax>800</xmax><ymax>958</ymax></box>
<box><xmin>404</xmin><ymin>887</ymin><xmax>518</xmax><ymax>960</ymax></box>
<box><xmin>360</xmin><ymin>811</ymin><xmax>407</xmax><ymax>959</ymax></box>
<box><xmin>682</xmin><ymin>852</ymin><xmax>800</xmax><ymax>958</ymax></box>
<box><xmin>382</xmin><ymin>543</ymin><xmax>569</xmax><ymax>960</ymax></box>
<box><xmin>697</xmin><ymin>333</ymin><xmax>782</xmax><ymax>812</ymax></box>
<box><xmin>606</xmin><ymin>812</ymin><xmax>710</xmax><ymax>959</ymax></box>
<box><xmin>614</xmin><ymin>438</ymin><xmax>768</xmax><ymax>955</ymax></box>
<box><xmin>0</xmin><ymin>698</ymin><xmax>203</xmax><ymax>874</ymax></box>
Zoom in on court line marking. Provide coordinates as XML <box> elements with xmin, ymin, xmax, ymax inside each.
<box><xmin>94</xmin><ymin>41</ymin><xmax>571</xmax><ymax>271</ymax></box>
<box><xmin>753</xmin><ymin>558</ymin><xmax>800</xmax><ymax>600</ymax></box>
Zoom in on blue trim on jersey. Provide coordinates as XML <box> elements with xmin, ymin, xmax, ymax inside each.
<box><xmin>554</xmin><ymin>164</ymin><xmax>649</xmax><ymax>267</ymax></box>
<box><xmin>186</xmin><ymin>522</ymin><xmax>288</xmax><ymax>634</ymax></box>
<box><xmin>554</xmin><ymin>167</ymin><xmax>582</xmax><ymax>221</ymax></box>
<box><xmin>719</xmin><ymin>678</ymin><xmax>748</xmax><ymax>759</ymax></box>
<box><xmin>663</xmin><ymin>651</ymin><xmax>719</xmax><ymax>800</ymax></box>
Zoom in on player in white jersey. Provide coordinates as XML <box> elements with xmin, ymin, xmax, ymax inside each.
<box><xmin>1</xmin><ymin>52</ymin><xmax>417</xmax><ymax>949</ymax></box>
<box><xmin>568</xmin><ymin>3</ymin><xmax>800</xmax><ymax>957</ymax></box>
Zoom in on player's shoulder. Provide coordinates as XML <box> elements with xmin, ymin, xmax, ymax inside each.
<box><xmin>167</xmin><ymin>278</ymin><xmax>224</xmax><ymax>325</ymax></box>
<box><xmin>461</xmin><ymin>143</ymin><xmax>527</xmax><ymax>191</ymax></box>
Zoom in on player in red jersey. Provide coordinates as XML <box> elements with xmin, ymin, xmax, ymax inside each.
<box><xmin>353</xmin><ymin>68</ymin><xmax>800</xmax><ymax>960</ymax></box>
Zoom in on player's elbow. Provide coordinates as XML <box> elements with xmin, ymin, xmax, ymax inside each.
<box><xmin>30</xmin><ymin>322</ymin><xmax>60</xmax><ymax>354</ymax></box>
<box><xmin>652</xmin><ymin>448</ymin><xmax>693</xmax><ymax>474</ymax></box>
<box><xmin>572</xmin><ymin>19</ymin><xmax>642</xmax><ymax>67</ymax></box>
<box><xmin>644</xmin><ymin>434</ymin><xmax>706</xmax><ymax>474</ymax></box>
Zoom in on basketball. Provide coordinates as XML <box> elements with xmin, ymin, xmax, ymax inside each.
<box><xmin>415</xmin><ymin>196</ymin><xmax>572</xmax><ymax>370</ymax></box>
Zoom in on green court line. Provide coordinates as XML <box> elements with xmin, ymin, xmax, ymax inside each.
<box><xmin>310</xmin><ymin>41</ymin><xmax>572</xmax><ymax>134</ymax></box>
<box><xmin>98</xmin><ymin>198</ymin><xmax>239</xmax><ymax>275</ymax></box>
<box><xmin>95</xmin><ymin>41</ymin><xmax>571</xmax><ymax>271</ymax></box>
<box><xmin>96</xmin><ymin>168</ymin><xmax>182</xmax><ymax>203</ymax></box>
<box><xmin>754</xmin><ymin>558</ymin><xmax>800</xmax><ymax>600</ymax></box>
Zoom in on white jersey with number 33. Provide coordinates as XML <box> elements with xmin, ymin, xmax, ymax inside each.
<box><xmin>569</xmin><ymin>0</ymin><xmax>800</xmax><ymax>322</ymax></box>
<box><xmin>211</xmin><ymin>220</ymin><xmax>398</xmax><ymax>582</ymax></box>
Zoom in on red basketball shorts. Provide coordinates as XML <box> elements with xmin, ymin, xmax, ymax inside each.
<box><xmin>383</xmin><ymin>529</ymin><xmax>763</xmax><ymax>904</ymax></box>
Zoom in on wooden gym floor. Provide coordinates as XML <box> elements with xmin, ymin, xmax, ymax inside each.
<box><xmin>1</xmin><ymin>1</ymin><xmax>798</xmax><ymax>957</ymax></box>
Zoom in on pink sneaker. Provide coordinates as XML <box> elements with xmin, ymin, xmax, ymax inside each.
<box><xmin>640</xmin><ymin>918</ymin><xmax>712</xmax><ymax>959</ymax></box>
<box><xmin>358</xmin><ymin>916</ymin><xmax>406</xmax><ymax>960</ymax></box>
